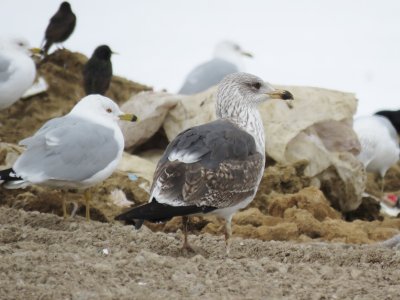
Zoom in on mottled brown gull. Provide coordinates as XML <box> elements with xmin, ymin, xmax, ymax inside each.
<box><xmin>116</xmin><ymin>72</ymin><xmax>293</xmax><ymax>253</ymax></box>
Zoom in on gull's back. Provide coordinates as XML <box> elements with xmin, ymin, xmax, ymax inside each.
<box><xmin>178</xmin><ymin>58</ymin><xmax>238</xmax><ymax>95</ymax></box>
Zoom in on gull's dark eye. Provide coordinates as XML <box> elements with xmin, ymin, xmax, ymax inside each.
<box><xmin>106</xmin><ymin>108</ymin><xmax>112</xmax><ymax>113</ymax></box>
<box><xmin>251</xmin><ymin>82</ymin><xmax>261</xmax><ymax>90</ymax></box>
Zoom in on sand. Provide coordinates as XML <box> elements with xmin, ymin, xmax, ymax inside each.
<box><xmin>1</xmin><ymin>207</ymin><xmax>400</xmax><ymax>300</ymax></box>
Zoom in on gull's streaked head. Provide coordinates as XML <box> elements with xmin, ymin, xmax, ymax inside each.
<box><xmin>216</xmin><ymin>72</ymin><xmax>293</xmax><ymax>113</ymax></box>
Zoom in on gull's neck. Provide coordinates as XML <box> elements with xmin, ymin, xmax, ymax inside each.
<box><xmin>218</xmin><ymin>104</ymin><xmax>265</xmax><ymax>154</ymax></box>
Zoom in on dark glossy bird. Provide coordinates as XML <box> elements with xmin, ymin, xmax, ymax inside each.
<box><xmin>83</xmin><ymin>45</ymin><xmax>113</xmax><ymax>95</ymax></box>
<box><xmin>41</xmin><ymin>2</ymin><xmax>76</xmax><ymax>56</ymax></box>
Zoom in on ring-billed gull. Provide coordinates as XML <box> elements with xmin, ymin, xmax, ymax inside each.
<box><xmin>0</xmin><ymin>38</ymin><xmax>39</xmax><ymax>110</ymax></box>
<box><xmin>116</xmin><ymin>72</ymin><xmax>293</xmax><ymax>253</ymax></box>
<box><xmin>178</xmin><ymin>41</ymin><xmax>253</xmax><ymax>95</ymax></box>
<box><xmin>0</xmin><ymin>95</ymin><xmax>138</xmax><ymax>221</ymax></box>
<box><xmin>41</xmin><ymin>2</ymin><xmax>76</xmax><ymax>56</ymax></box>
<box><xmin>83</xmin><ymin>45</ymin><xmax>114</xmax><ymax>95</ymax></box>
<box><xmin>354</xmin><ymin>115</ymin><xmax>400</xmax><ymax>191</ymax></box>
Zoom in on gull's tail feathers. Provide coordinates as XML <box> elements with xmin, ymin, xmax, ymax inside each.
<box><xmin>114</xmin><ymin>198</ymin><xmax>216</xmax><ymax>229</ymax></box>
<box><xmin>0</xmin><ymin>168</ymin><xmax>28</xmax><ymax>189</ymax></box>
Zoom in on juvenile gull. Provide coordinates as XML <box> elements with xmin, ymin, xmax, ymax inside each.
<box><xmin>116</xmin><ymin>72</ymin><xmax>293</xmax><ymax>253</ymax></box>
<box><xmin>83</xmin><ymin>45</ymin><xmax>114</xmax><ymax>95</ymax></box>
<box><xmin>354</xmin><ymin>115</ymin><xmax>400</xmax><ymax>191</ymax></box>
<box><xmin>0</xmin><ymin>38</ymin><xmax>39</xmax><ymax>110</ymax></box>
<box><xmin>41</xmin><ymin>2</ymin><xmax>76</xmax><ymax>56</ymax></box>
<box><xmin>178</xmin><ymin>41</ymin><xmax>253</xmax><ymax>95</ymax></box>
<box><xmin>0</xmin><ymin>95</ymin><xmax>138</xmax><ymax>221</ymax></box>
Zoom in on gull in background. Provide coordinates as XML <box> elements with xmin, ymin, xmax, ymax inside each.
<box><xmin>0</xmin><ymin>38</ymin><xmax>39</xmax><ymax>110</ymax></box>
<box><xmin>178</xmin><ymin>41</ymin><xmax>253</xmax><ymax>95</ymax></box>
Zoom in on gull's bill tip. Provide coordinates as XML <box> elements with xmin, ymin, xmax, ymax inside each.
<box><xmin>285</xmin><ymin>100</ymin><xmax>294</xmax><ymax>109</ymax></box>
<box><xmin>268</xmin><ymin>89</ymin><xmax>294</xmax><ymax>109</ymax></box>
<box><xmin>119</xmin><ymin>113</ymin><xmax>138</xmax><ymax>122</ymax></box>
<box><xmin>30</xmin><ymin>47</ymin><xmax>42</xmax><ymax>55</ymax></box>
<box><xmin>241</xmin><ymin>51</ymin><xmax>253</xmax><ymax>58</ymax></box>
<box><xmin>268</xmin><ymin>89</ymin><xmax>294</xmax><ymax>100</ymax></box>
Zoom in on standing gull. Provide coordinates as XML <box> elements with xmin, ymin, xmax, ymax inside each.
<box><xmin>83</xmin><ymin>45</ymin><xmax>114</xmax><ymax>95</ymax></box>
<box><xmin>116</xmin><ymin>73</ymin><xmax>293</xmax><ymax>253</ymax></box>
<box><xmin>178</xmin><ymin>41</ymin><xmax>253</xmax><ymax>95</ymax></box>
<box><xmin>0</xmin><ymin>95</ymin><xmax>137</xmax><ymax>221</ymax></box>
<box><xmin>354</xmin><ymin>115</ymin><xmax>400</xmax><ymax>191</ymax></box>
<box><xmin>41</xmin><ymin>2</ymin><xmax>76</xmax><ymax>56</ymax></box>
<box><xmin>0</xmin><ymin>38</ymin><xmax>39</xmax><ymax>110</ymax></box>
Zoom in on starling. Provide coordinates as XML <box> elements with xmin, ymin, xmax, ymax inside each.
<box><xmin>83</xmin><ymin>45</ymin><xmax>114</xmax><ymax>95</ymax></box>
<box><xmin>41</xmin><ymin>2</ymin><xmax>76</xmax><ymax>56</ymax></box>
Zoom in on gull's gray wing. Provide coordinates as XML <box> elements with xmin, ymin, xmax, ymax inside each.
<box><xmin>14</xmin><ymin>116</ymin><xmax>120</xmax><ymax>182</ymax></box>
<box><xmin>178</xmin><ymin>58</ymin><xmax>239</xmax><ymax>95</ymax></box>
<box><xmin>150</xmin><ymin>119</ymin><xmax>264</xmax><ymax>208</ymax></box>
<box><xmin>0</xmin><ymin>53</ymin><xmax>12</xmax><ymax>82</ymax></box>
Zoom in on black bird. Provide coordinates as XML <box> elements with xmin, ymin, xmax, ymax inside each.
<box><xmin>83</xmin><ymin>45</ymin><xmax>114</xmax><ymax>95</ymax></box>
<box><xmin>375</xmin><ymin>110</ymin><xmax>400</xmax><ymax>135</ymax></box>
<box><xmin>41</xmin><ymin>2</ymin><xmax>76</xmax><ymax>56</ymax></box>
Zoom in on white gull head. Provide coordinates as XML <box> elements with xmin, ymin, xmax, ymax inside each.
<box><xmin>69</xmin><ymin>94</ymin><xmax>138</xmax><ymax>125</ymax></box>
<box><xmin>213</xmin><ymin>41</ymin><xmax>252</xmax><ymax>71</ymax></box>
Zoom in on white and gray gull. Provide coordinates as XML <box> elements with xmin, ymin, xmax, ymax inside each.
<box><xmin>178</xmin><ymin>41</ymin><xmax>253</xmax><ymax>95</ymax></box>
<box><xmin>0</xmin><ymin>38</ymin><xmax>39</xmax><ymax>110</ymax></box>
<box><xmin>116</xmin><ymin>72</ymin><xmax>293</xmax><ymax>253</ymax></box>
<box><xmin>0</xmin><ymin>95</ymin><xmax>138</xmax><ymax>221</ymax></box>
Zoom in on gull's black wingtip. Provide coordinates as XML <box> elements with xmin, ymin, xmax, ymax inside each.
<box><xmin>114</xmin><ymin>199</ymin><xmax>217</xmax><ymax>229</ymax></box>
<box><xmin>0</xmin><ymin>168</ymin><xmax>22</xmax><ymax>182</ymax></box>
<box><xmin>115</xmin><ymin>216</ymin><xmax>144</xmax><ymax>230</ymax></box>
